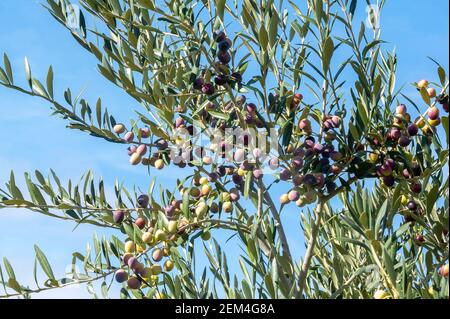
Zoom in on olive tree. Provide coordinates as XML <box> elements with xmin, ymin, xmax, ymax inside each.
<box><xmin>0</xmin><ymin>0</ymin><xmax>448</xmax><ymax>299</ymax></box>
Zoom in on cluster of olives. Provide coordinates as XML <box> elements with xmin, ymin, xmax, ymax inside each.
<box><xmin>112</xmin><ymin>194</ymin><xmax>181</xmax><ymax>290</ymax></box>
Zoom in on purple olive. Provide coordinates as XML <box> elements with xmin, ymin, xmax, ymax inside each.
<box><xmin>303</xmin><ymin>174</ymin><xmax>316</xmax><ymax>186</ymax></box>
<box><xmin>218</xmin><ymin>38</ymin><xmax>232</xmax><ymax>51</ymax></box>
<box><xmin>214</xmin><ymin>31</ymin><xmax>227</xmax><ymax>42</ymax></box>
<box><xmin>231</xmin><ymin>72</ymin><xmax>242</xmax><ymax>82</ymax></box>
<box><xmin>137</xmin><ymin>194</ymin><xmax>149</xmax><ymax>208</ymax></box>
<box><xmin>280</xmin><ymin>169</ymin><xmax>291</xmax><ymax>181</ymax></box>
<box><xmin>193</xmin><ymin>77</ymin><xmax>204</xmax><ymax>90</ymax></box>
<box><xmin>313</xmin><ymin>143</ymin><xmax>324</xmax><ymax>154</ymax></box>
<box><xmin>315</xmin><ymin>174</ymin><xmax>325</xmax><ymax>186</ymax></box>
<box><xmin>157</xmin><ymin>139</ymin><xmax>168</xmax><ymax>150</ymax></box>
<box><xmin>382</xmin><ymin>175</ymin><xmax>395</xmax><ymax>187</ymax></box>
<box><xmin>385</xmin><ymin>159</ymin><xmax>396</xmax><ymax>170</ymax></box>
<box><xmin>253</xmin><ymin>169</ymin><xmax>263</xmax><ymax>179</ymax></box>
<box><xmin>201</xmin><ymin>83</ymin><xmax>215</xmax><ymax>95</ymax></box>
<box><xmin>411</xmin><ymin>163</ymin><xmax>422</xmax><ymax>177</ymax></box>
<box><xmin>214</xmin><ymin>75</ymin><xmax>228</xmax><ymax>86</ymax></box>
<box><xmin>115</xmin><ymin>269</ymin><xmax>128</xmax><ymax>283</ymax></box>
<box><xmin>402</xmin><ymin>169</ymin><xmax>411</xmax><ymax>179</ymax></box>
<box><xmin>165</xmin><ymin>205</ymin><xmax>175</xmax><ymax>218</ymax></box>
<box><xmin>175</xmin><ymin>117</ymin><xmax>185</xmax><ymax>128</ymax></box>
<box><xmin>124</xmin><ymin>131</ymin><xmax>134</xmax><ymax>142</ymax></box>
<box><xmin>127</xmin><ymin>277</ymin><xmax>141</xmax><ymax>290</ymax></box>
<box><xmin>378</xmin><ymin>164</ymin><xmax>393</xmax><ymax>177</ymax></box>
<box><xmin>288</xmin><ymin>190</ymin><xmax>300</xmax><ymax>201</ymax></box>
<box><xmin>232</xmin><ymin>173</ymin><xmax>243</xmax><ymax>185</ymax></box>
<box><xmin>398</xmin><ymin>135</ymin><xmax>411</xmax><ymax>147</ymax></box>
<box><xmin>390</xmin><ymin>128</ymin><xmax>401</xmax><ymax>140</ymax></box>
<box><xmin>330</xmin><ymin>151</ymin><xmax>343</xmax><ymax>161</ymax></box>
<box><xmin>407</xmin><ymin>200</ymin><xmax>417</xmax><ymax>211</ymax></box>
<box><xmin>127</xmin><ymin>145</ymin><xmax>137</xmax><ymax>156</ymax></box>
<box><xmin>293</xmin><ymin>175</ymin><xmax>303</xmax><ymax>186</ymax></box>
<box><xmin>269</xmin><ymin>158</ymin><xmax>279</xmax><ymax>169</ymax></box>
<box><xmin>407</xmin><ymin>124</ymin><xmax>418</xmax><ymax>136</ymax></box>
<box><xmin>247</xmin><ymin>103</ymin><xmax>257</xmax><ymax>113</ymax></box>
<box><xmin>127</xmin><ymin>257</ymin><xmax>139</xmax><ymax>270</ymax></box>
<box><xmin>113</xmin><ymin>210</ymin><xmax>125</xmax><ymax>224</ymax></box>
<box><xmin>410</xmin><ymin>182</ymin><xmax>422</xmax><ymax>193</ymax></box>
<box><xmin>218</xmin><ymin>51</ymin><xmax>231</xmax><ymax>64</ymax></box>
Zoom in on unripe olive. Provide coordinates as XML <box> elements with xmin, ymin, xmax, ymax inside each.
<box><xmin>142</xmin><ymin>232</ymin><xmax>153</xmax><ymax>244</ymax></box>
<box><xmin>163</xmin><ymin>247</ymin><xmax>171</xmax><ymax>257</ymax></box>
<box><xmin>279</xmin><ymin>194</ymin><xmax>289</xmax><ymax>204</ymax></box>
<box><xmin>188</xmin><ymin>187</ymin><xmax>199</xmax><ymax>198</ymax></box>
<box><xmin>113</xmin><ymin>124</ymin><xmax>126</xmax><ymax>134</ymax></box>
<box><xmin>201</xmin><ymin>184</ymin><xmax>212</xmax><ymax>195</ymax></box>
<box><xmin>155</xmin><ymin>229</ymin><xmax>167</xmax><ymax>242</ymax></box>
<box><xmin>417</xmin><ymin>79</ymin><xmax>429</xmax><ymax>89</ymax></box>
<box><xmin>124</xmin><ymin>241</ymin><xmax>136</xmax><ymax>253</ymax></box>
<box><xmin>201</xmin><ymin>230</ymin><xmax>211</xmax><ymax>241</ymax></box>
<box><xmin>195</xmin><ymin>202</ymin><xmax>209</xmax><ymax>217</ymax></box>
<box><xmin>368</xmin><ymin>153</ymin><xmax>379</xmax><ymax>163</ymax></box>
<box><xmin>115</xmin><ymin>269</ymin><xmax>128</xmax><ymax>283</ymax></box>
<box><xmin>168</xmin><ymin>220</ymin><xmax>178</xmax><ymax>234</ymax></box>
<box><xmin>400</xmin><ymin>195</ymin><xmax>408</xmax><ymax>206</ymax></box>
<box><xmin>295</xmin><ymin>197</ymin><xmax>306</xmax><ymax>207</ymax></box>
<box><xmin>164</xmin><ymin>259</ymin><xmax>175</xmax><ymax>272</ymax></box>
<box><xmin>374</xmin><ymin>290</ymin><xmax>388</xmax><ymax>299</ymax></box>
<box><xmin>140</xmin><ymin>267</ymin><xmax>152</xmax><ymax>279</ymax></box>
<box><xmin>152</xmin><ymin>248</ymin><xmax>163</xmax><ymax>262</ymax></box>
<box><xmin>303</xmin><ymin>191</ymin><xmax>317</xmax><ymax>204</ymax></box>
<box><xmin>428</xmin><ymin>118</ymin><xmax>441</xmax><ymax>126</ymax></box>
<box><xmin>415</xmin><ymin>117</ymin><xmax>426</xmax><ymax>128</ymax></box>
<box><xmin>220</xmin><ymin>192</ymin><xmax>231</xmax><ymax>202</ymax></box>
<box><xmin>154</xmin><ymin>159</ymin><xmax>165</xmax><ymax>170</ymax></box>
<box><xmin>202</xmin><ymin>156</ymin><xmax>213</xmax><ymax>165</ymax></box>
<box><xmin>129</xmin><ymin>152</ymin><xmax>142</xmax><ymax>165</ymax></box>
<box><xmin>223</xmin><ymin>201</ymin><xmax>233</xmax><ymax>213</ymax></box>
<box><xmin>127</xmin><ymin>277</ymin><xmax>141</xmax><ymax>290</ymax></box>
<box><xmin>151</xmin><ymin>264</ymin><xmax>162</xmax><ymax>275</ymax></box>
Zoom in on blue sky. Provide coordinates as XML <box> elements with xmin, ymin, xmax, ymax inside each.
<box><xmin>0</xmin><ymin>0</ymin><xmax>448</xmax><ymax>298</ymax></box>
